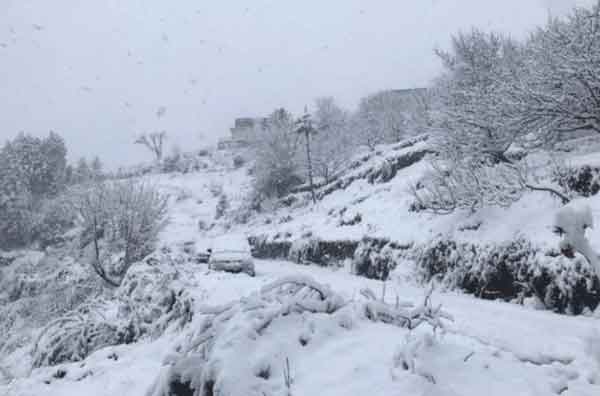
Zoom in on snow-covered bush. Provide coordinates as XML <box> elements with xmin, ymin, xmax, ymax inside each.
<box><xmin>214</xmin><ymin>193</ymin><xmax>229</xmax><ymax>220</ymax></box>
<box><xmin>74</xmin><ymin>179</ymin><xmax>169</xmax><ymax>286</ymax></box>
<box><xmin>249</xmin><ymin>235</ymin><xmax>292</xmax><ymax>260</ymax></box>
<box><xmin>554</xmin><ymin>165</ymin><xmax>600</xmax><ymax>198</ymax></box>
<box><xmin>233</xmin><ymin>154</ymin><xmax>245</xmax><ymax>169</ymax></box>
<box><xmin>410</xmin><ymin>155</ymin><xmax>530</xmax><ymax>214</ymax></box>
<box><xmin>0</xmin><ymin>253</ymin><xmax>105</xmax><ymax>364</ymax></box>
<box><xmin>161</xmin><ymin>149</ymin><xmax>208</xmax><ymax>174</ymax></box>
<box><xmin>416</xmin><ymin>237</ymin><xmax>600</xmax><ymax>314</ymax></box>
<box><xmin>118</xmin><ymin>253</ymin><xmax>194</xmax><ymax>337</ymax></box>
<box><xmin>250</xmin><ymin>235</ymin><xmax>358</xmax><ymax>268</ymax></box>
<box><xmin>33</xmin><ymin>193</ymin><xmax>77</xmax><ymax>248</ymax></box>
<box><xmin>30</xmin><ymin>249</ymin><xmax>195</xmax><ymax>369</ymax></box>
<box><xmin>229</xmin><ymin>203</ymin><xmax>254</xmax><ymax>225</ymax></box>
<box><xmin>392</xmin><ymin>331</ymin><xmax>438</xmax><ymax>384</ymax></box>
<box><xmin>353</xmin><ymin>238</ymin><xmax>408</xmax><ymax>280</ymax></box>
<box><xmin>147</xmin><ymin>276</ymin><xmax>451</xmax><ymax>396</ymax></box>
<box><xmin>146</xmin><ymin>276</ymin><xmax>345</xmax><ymax>396</ymax></box>
<box><xmin>362</xmin><ymin>283</ymin><xmax>453</xmax><ymax>331</ymax></box>
<box><xmin>31</xmin><ymin>300</ymin><xmax>131</xmax><ymax>368</ymax></box>
<box><xmin>288</xmin><ymin>238</ymin><xmax>320</xmax><ymax>264</ymax></box>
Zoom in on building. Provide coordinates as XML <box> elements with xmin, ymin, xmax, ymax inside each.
<box><xmin>229</xmin><ymin>117</ymin><xmax>268</xmax><ymax>141</ymax></box>
<box><xmin>218</xmin><ymin>117</ymin><xmax>268</xmax><ymax>150</ymax></box>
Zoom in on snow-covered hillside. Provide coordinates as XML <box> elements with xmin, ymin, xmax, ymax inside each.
<box><xmin>238</xmin><ymin>139</ymin><xmax>600</xmax><ymax>250</ymax></box>
<box><xmin>3</xmin><ymin>141</ymin><xmax>600</xmax><ymax>395</ymax></box>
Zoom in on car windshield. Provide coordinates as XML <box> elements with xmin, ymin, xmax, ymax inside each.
<box><xmin>211</xmin><ymin>250</ymin><xmax>249</xmax><ymax>259</ymax></box>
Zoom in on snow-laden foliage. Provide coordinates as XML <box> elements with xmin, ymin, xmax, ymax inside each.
<box><xmin>252</xmin><ymin>109</ymin><xmax>304</xmax><ymax>201</ymax></box>
<box><xmin>68</xmin><ymin>156</ymin><xmax>105</xmax><ymax>185</ymax></box>
<box><xmin>416</xmin><ymin>237</ymin><xmax>600</xmax><ymax>314</ymax></box>
<box><xmin>29</xmin><ymin>248</ymin><xmax>195</xmax><ymax>369</ymax></box>
<box><xmin>410</xmin><ymin>156</ymin><xmax>528</xmax><ymax>214</ymax></box>
<box><xmin>0</xmin><ymin>132</ymin><xmax>68</xmax><ymax>248</ymax></box>
<box><xmin>361</xmin><ymin>283</ymin><xmax>453</xmax><ymax>332</ymax></box>
<box><xmin>412</xmin><ymin>5</ymin><xmax>600</xmax><ymax>215</ymax></box>
<box><xmin>554</xmin><ymin>164</ymin><xmax>600</xmax><ymax>198</ymax></box>
<box><xmin>145</xmin><ymin>276</ymin><xmax>345</xmax><ymax>396</ymax></box>
<box><xmin>310</xmin><ymin>97</ymin><xmax>354</xmax><ymax>184</ymax></box>
<box><xmin>353</xmin><ymin>238</ymin><xmax>406</xmax><ymax>280</ymax></box>
<box><xmin>31</xmin><ymin>300</ymin><xmax>125</xmax><ymax>368</ymax></box>
<box><xmin>288</xmin><ymin>238</ymin><xmax>320</xmax><ymax>264</ymax></box>
<box><xmin>0</xmin><ymin>252</ymin><xmax>105</xmax><ymax>367</ymax></box>
<box><xmin>161</xmin><ymin>148</ymin><xmax>211</xmax><ymax>174</ymax></box>
<box><xmin>146</xmin><ymin>276</ymin><xmax>451</xmax><ymax>396</ymax></box>
<box><xmin>430</xmin><ymin>29</ymin><xmax>532</xmax><ymax>160</ymax></box>
<box><xmin>34</xmin><ymin>193</ymin><xmax>78</xmax><ymax>248</ymax></box>
<box><xmin>412</xmin><ymin>149</ymin><xmax>571</xmax><ymax>214</ymax></box>
<box><xmin>252</xmin><ymin>231</ymin><xmax>600</xmax><ymax>314</ymax></box>
<box><xmin>392</xmin><ymin>331</ymin><xmax>439</xmax><ymax>385</ymax></box>
<box><xmin>354</xmin><ymin>89</ymin><xmax>429</xmax><ymax>149</ymax></box>
<box><xmin>214</xmin><ymin>193</ymin><xmax>229</xmax><ymax>220</ymax></box>
<box><xmin>117</xmin><ymin>251</ymin><xmax>195</xmax><ymax>338</ymax></box>
<box><xmin>506</xmin><ymin>5</ymin><xmax>600</xmax><ymax>137</ymax></box>
<box><xmin>73</xmin><ymin>179</ymin><xmax>169</xmax><ymax>286</ymax></box>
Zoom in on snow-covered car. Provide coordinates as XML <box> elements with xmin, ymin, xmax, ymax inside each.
<box><xmin>196</xmin><ymin>250</ymin><xmax>211</xmax><ymax>264</ymax></box>
<box><xmin>208</xmin><ymin>235</ymin><xmax>255</xmax><ymax>276</ymax></box>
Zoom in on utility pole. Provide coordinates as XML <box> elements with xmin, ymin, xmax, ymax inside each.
<box><xmin>296</xmin><ymin>107</ymin><xmax>317</xmax><ymax>204</ymax></box>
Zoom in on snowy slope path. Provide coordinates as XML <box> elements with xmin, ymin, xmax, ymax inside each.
<box><xmin>3</xmin><ymin>259</ymin><xmax>600</xmax><ymax>396</ymax></box>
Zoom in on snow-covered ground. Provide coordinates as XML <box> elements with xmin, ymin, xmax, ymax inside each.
<box><xmin>3</xmin><ymin>258</ymin><xmax>599</xmax><ymax>396</ymax></box>
<box><xmin>4</xmin><ymin>143</ymin><xmax>600</xmax><ymax>395</ymax></box>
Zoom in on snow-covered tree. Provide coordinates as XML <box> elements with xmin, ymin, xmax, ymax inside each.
<box><xmin>411</xmin><ymin>155</ymin><xmax>528</xmax><ymax>214</ymax></box>
<box><xmin>0</xmin><ymin>132</ymin><xmax>66</xmax><ymax>200</ymax></box>
<box><xmin>0</xmin><ymin>132</ymin><xmax>68</xmax><ymax>247</ymax></box>
<box><xmin>0</xmin><ymin>165</ymin><xmax>34</xmax><ymax>248</ymax></box>
<box><xmin>431</xmin><ymin>29</ymin><xmax>528</xmax><ymax>161</ymax></box>
<box><xmin>354</xmin><ymin>91</ymin><xmax>401</xmax><ymax>149</ymax></box>
<box><xmin>354</xmin><ymin>89</ymin><xmax>426</xmax><ymax>150</ymax></box>
<box><xmin>252</xmin><ymin>108</ymin><xmax>303</xmax><ymax>200</ymax></box>
<box><xmin>505</xmin><ymin>4</ymin><xmax>600</xmax><ymax>140</ymax></box>
<box><xmin>73</xmin><ymin>157</ymin><xmax>92</xmax><ymax>184</ymax></box>
<box><xmin>311</xmin><ymin>97</ymin><xmax>353</xmax><ymax>184</ymax></box>
<box><xmin>90</xmin><ymin>156</ymin><xmax>104</xmax><ymax>180</ymax></box>
<box><xmin>412</xmin><ymin>27</ymin><xmax>577</xmax><ymax>213</ymax></box>
<box><xmin>39</xmin><ymin>131</ymin><xmax>68</xmax><ymax>196</ymax></box>
<box><xmin>74</xmin><ymin>179</ymin><xmax>168</xmax><ymax>286</ymax></box>
<box><xmin>135</xmin><ymin>131</ymin><xmax>167</xmax><ymax>161</ymax></box>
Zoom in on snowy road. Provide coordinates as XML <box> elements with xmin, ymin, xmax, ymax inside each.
<box><xmin>4</xmin><ymin>258</ymin><xmax>600</xmax><ymax>396</ymax></box>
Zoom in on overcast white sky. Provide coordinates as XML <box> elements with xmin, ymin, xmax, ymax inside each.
<box><xmin>0</xmin><ymin>0</ymin><xmax>594</xmax><ymax>166</ymax></box>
